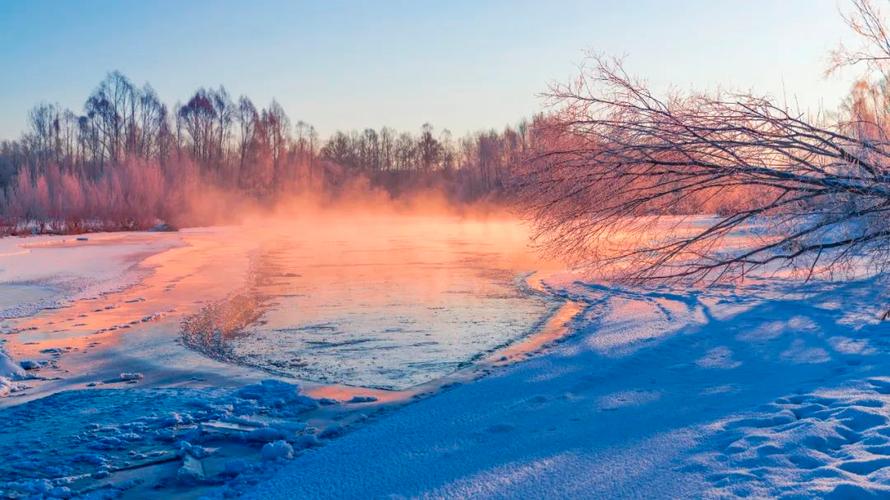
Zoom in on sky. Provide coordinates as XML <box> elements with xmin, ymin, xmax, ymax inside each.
<box><xmin>0</xmin><ymin>0</ymin><xmax>867</xmax><ymax>141</ymax></box>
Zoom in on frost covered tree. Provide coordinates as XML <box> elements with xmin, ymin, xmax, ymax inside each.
<box><xmin>522</xmin><ymin>0</ymin><xmax>890</xmax><ymax>285</ymax></box>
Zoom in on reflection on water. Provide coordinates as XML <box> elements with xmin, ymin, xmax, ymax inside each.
<box><xmin>181</xmin><ymin>213</ymin><xmax>559</xmax><ymax>389</ymax></box>
<box><xmin>4</xmin><ymin>213</ymin><xmax>561</xmax><ymax>392</ymax></box>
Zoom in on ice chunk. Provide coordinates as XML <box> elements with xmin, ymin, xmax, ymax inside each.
<box><xmin>0</xmin><ymin>376</ymin><xmax>15</xmax><ymax>398</ymax></box>
<box><xmin>0</xmin><ymin>350</ymin><xmax>25</xmax><ymax>378</ymax></box>
<box><xmin>119</xmin><ymin>372</ymin><xmax>144</xmax><ymax>382</ymax></box>
<box><xmin>19</xmin><ymin>359</ymin><xmax>40</xmax><ymax>370</ymax></box>
<box><xmin>234</xmin><ymin>379</ymin><xmax>318</xmax><ymax>412</ymax></box>
<box><xmin>261</xmin><ymin>440</ymin><xmax>295</xmax><ymax>461</ymax></box>
<box><xmin>176</xmin><ymin>454</ymin><xmax>205</xmax><ymax>484</ymax></box>
<box><xmin>347</xmin><ymin>395</ymin><xmax>378</xmax><ymax>403</ymax></box>
<box><xmin>178</xmin><ymin>440</ymin><xmax>208</xmax><ymax>459</ymax></box>
<box><xmin>245</xmin><ymin>426</ymin><xmax>290</xmax><ymax>443</ymax></box>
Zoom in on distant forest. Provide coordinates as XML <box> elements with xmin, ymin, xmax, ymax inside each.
<box><xmin>0</xmin><ymin>72</ymin><xmax>541</xmax><ymax>233</ymax></box>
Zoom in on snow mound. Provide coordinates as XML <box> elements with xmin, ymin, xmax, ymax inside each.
<box><xmin>689</xmin><ymin>379</ymin><xmax>890</xmax><ymax>498</ymax></box>
<box><xmin>234</xmin><ymin>379</ymin><xmax>319</xmax><ymax>415</ymax></box>
<box><xmin>0</xmin><ymin>379</ymin><xmax>322</xmax><ymax>497</ymax></box>
<box><xmin>0</xmin><ymin>349</ymin><xmax>24</xmax><ymax>380</ymax></box>
<box><xmin>261</xmin><ymin>440</ymin><xmax>295</xmax><ymax>461</ymax></box>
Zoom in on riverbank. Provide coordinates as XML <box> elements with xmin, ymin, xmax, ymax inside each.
<box><xmin>5</xmin><ymin>219</ymin><xmax>890</xmax><ymax>498</ymax></box>
<box><xmin>251</xmin><ymin>276</ymin><xmax>890</xmax><ymax>499</ymax></box>
<box><xmin>0</xmin><ymin>216</ymin><xmax>582</xmax><ymax>498</ymax></box>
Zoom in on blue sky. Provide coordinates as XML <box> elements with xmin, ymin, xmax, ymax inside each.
<box><xmin>0</xmin><ymin>0</ymin><xmax>863</xmax><ymax>140</ymax></box>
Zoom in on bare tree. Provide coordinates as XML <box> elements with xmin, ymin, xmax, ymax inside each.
<box><xmin>830</xmin><ymin>0</ymin><xmax>890</xmax><ymax>77</ymax></box>
<box><xmin>236</xmin><ymin>96</ymin><xmax>258</xmax><ymax>181</ymax></box>
<box><xmin>178</xmin><ymin>87</ymin><xmax>233</xmax><ymax>169</ymax></box>
<box><xmin>133</xmin><ymin>84</ymin><xmax>168</xmax><ymax>162</ymax></box>
<box><xmin>85</xmin><ymin>72</ymin><xmax>137</xmax><ymax>168</ymax></box>
<box><xmin>418</xmin><ymin>123</ymin><xmax>442</xmax><ymax>173</ymax></box>
<box><xmin>25</xmin><ymin>103</ymin><xmax>62</xmax><ymax>172</ymax></box>
<box><xmin>522</xmin><ymin>48</ymin><xmax>890</xmax><ymax>284</ymax></box>
<box><xmin>262</xmin><ymin>100</ymin><xmax>290</xmax><ymax>185</ymax></box>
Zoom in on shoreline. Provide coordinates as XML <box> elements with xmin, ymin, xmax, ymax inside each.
<box><xmin>0</xmin><ymin>226</ymin><xmax>587</xmax><ymax>498</ymax></box>
<box><xmin>2</xmin><ymin>237</ymin><xmax>586</xmax><ymax>407</ymax></box>
<box><xmin>303</xmin><ymin>274</ymin><xmax>585</xmax><ymax>403</ymax></box>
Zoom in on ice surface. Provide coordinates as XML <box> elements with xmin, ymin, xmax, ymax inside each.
<box><xmin>176</xmin><ymin>216</ymin><xmax>559</xmax><ymax>389</ymax></box>
<box><xmin>0</xmin><ymin>216</ymin><xmax>566</xmax><ymax>495</ymax></box>
<box><xmin>0</xmin><ymin>379</ymin><xmax>321</xmax><ymax>498</ymax></box>
<box><xmin>4</xmin><ymin>217</ymin><xmax>889</xmax><ymax>498</ymax></box>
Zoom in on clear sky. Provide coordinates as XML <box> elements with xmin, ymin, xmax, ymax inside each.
<box><xmin>0</xmin><ymin>0</ymin><xmax>865</xmax><ymax>141</ymax></box>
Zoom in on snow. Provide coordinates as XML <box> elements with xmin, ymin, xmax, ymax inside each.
<box><xmin>0</xmin><ymin>232</ymin><xmax>183</xmax><ymax>321</ymax></box>
<box><xmin>248</xmin><ymin>276</ymin><xmax>890</xmax><ymax>499</ymax></box>
<box><xmin>2</xmin><ymin>219</ymin><xmax>890</xmax><ymax>498</ymax></box>
<box><xmin>686</xmin><ymin>380</ymin><xmax>890</xmax><ymax>497</ymax></box>
<box><xmin>261</xmin><ymin>441</ymin><xmax>295</xmax><ymax>461</ymax></box>
<box><xmin>0</xmin><ymin>379</ymin><xmax>325</xmax><ymax>498</ymax></box>
<box><xmin>0</xmin><ymin>377</ymin><xmax>19</xmax><ymax>398</ymax></box>
<box><xmin>118</xmin><ymin>372</ymin><xmax>144</xmax><ymax>382</ymax></box>
<box><xmin>0</xmin><ymin>343</ymin><xmax>27</xmax><ymax>399</ymax></box>
<box><xmin>234</xmin><ymin>379</ymin><xmax>319</xmax><ymax>413</ymax></box>
<box><xmin>0</xmin><ymin>349</ymin><xmax>24</xmax><ymax>379</ymax></box>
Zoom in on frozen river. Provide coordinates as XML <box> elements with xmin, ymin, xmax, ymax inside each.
<box><xmin>0</xmin><ymin>212</ymin><xmax>563</xmax><ymax>397</ymax></box>
<box><xmin>175</xmin><ymin>213</ymin><xmax>560</xmax><ymax>389</ymax></box>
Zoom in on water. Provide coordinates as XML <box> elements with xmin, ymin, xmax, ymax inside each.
<box><xmin>179</xmin><ymin>213</ymin><xmax>561</xmax><ymax>389</ymax></box>
<box><xmin>3</xmin><ymin>212</ymin><xmax>561</xmax><ymax>392</ymax></box>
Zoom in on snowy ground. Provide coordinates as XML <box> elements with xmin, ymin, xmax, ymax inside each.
<box><xmin>250</xmin><ymin>276</ymin><xmax>890</xmax><ymax>499</ymax></box>
<box><xmin>2</xmin><ymin>220</ymin><xmax>890</xmax><ymax>498</ymax></box>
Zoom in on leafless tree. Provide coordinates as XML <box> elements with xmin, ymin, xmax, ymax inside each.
<box><xmin>85</xmin><ymin>72</ymin><xmax>137</xmax><ymax>168</ymax></box>
<box><xmin>133</xmin><ymin>84</ymin><xmax>168</xmax><ymax>162</ymax></box>
<box><xmin>178</xmin><ymin>87</ymin><xmax>233</xmax><ymax>169</ymax></box>
<box><xmin>262</xmin><ymin>100</ymin><xmax>290</xmax><ymax>184</ymax></box>
<box><xmin>236</xmin><ymin>96</ymin><xmax>258</xmax><ymax>181</ymax></box>
<box><xmin>830</xmin><ymin>0</ymin><xmax>890</xmax><ymax>77</ymax></box>
<box><xmin>25</xmin><ymin>103</ymin><xmax>62</xmax><ymax>172</ymax></box>
<box><xmin>523</xmin><ymin>40</ymin><xmax>890</xmax><ymax>284</ymax></box>
<box><xmin>418</xmin><ymin>123</ymin><xmax>442</xmax><ymax>173</ymax></box>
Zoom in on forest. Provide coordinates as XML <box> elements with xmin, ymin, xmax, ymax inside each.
<box><xmin>0</xmin><ymin>72</ymin><xmax>541</xmax><ymax>233</ymax></box>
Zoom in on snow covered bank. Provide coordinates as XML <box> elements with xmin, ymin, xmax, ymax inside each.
<box><xmin>249</xmin><ymin>277</ymin><xmax>890</xmax><ymax>498</ymax></box>
<box><xmin>0</xmin><ymin>232</ymin><xmax>183</xmax><ymax>321</ymax></box>
<box><xmin>0</xmin><ymin>217</ymin><xmax>573</xmax><ymax>497</ymax></box>
<box><xmin>0</xmin><ymin>379</ymin><xmax>325</xmax><ymax>498</ymax></box>
<box><xmin>5</xmin><ymin>218</ymin><xmax>890</xmax><ymax>498</ymax></box>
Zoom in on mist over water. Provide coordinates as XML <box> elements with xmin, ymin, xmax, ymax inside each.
<box><xmin>174</xmin><ymin>208</ymin><xmax>561</xmax><ymax>389</ymax></box>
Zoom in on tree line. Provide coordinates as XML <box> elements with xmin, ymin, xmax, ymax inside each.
<box><xmin>0</xmin><ymin>71</ymin><xmax>540</xmax><ymax>233</ymax></box>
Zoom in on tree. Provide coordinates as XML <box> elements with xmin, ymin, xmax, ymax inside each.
<box><xmin>133</xmin><ymin>84</ymin><xmax>169</xmax><ymax>163</ymax></box>
<box><xmin>84</xmin><ymin>71</ymin><xmax>137</xmax><ymax>168</ymax></box>
<box><xmin>178</xmin><ymin>87</ymin><xmax>232</xmax><ymax>169</ymax></box>
<box><xmin>262</xmin><ymin>100</ymin><xmax>290</xmax><ymax>185</ymax></box>
<box><xmin>522</xmin><ymin>37</ymin><xmax>890</xmax><ymax>285</ymax></box>
<box><xmin>0</xmin><ymin>65</ymin><xmax>536</xmax><ymax>233</ymax></box>
<box><xmin>417</xmin><ymin>123</ymin><xmax>441</xmax><ymax>172</ymax></box>
<box><xmin>25</xmin><ymin>103</ymin><xmax>63</xmax><ymax>171</ymax></box>
<box><xmin>236</xmin><ymin>96</ymin><xmax>259</xmax><ymax>183</ymax></box>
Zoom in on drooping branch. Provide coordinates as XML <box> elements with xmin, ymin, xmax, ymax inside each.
<box><xmin>520</xmin><ymin>55</ymin><xmax>890</xmax><ymax>284</ymax></box>
<box><xmin>829</xmin><ymin>0</ymin><xmax>890</xmax><ymax>78</ymax></box>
